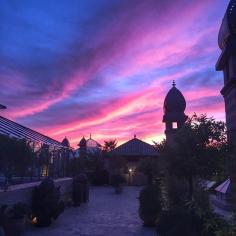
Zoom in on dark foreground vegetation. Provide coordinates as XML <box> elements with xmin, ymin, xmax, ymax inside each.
<box><xmin>139</xmin><ymin>114</ymin><xmax>236</xmax><ymax>235</ymax></box>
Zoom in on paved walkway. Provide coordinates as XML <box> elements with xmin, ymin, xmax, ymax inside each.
<box><xmin>24</xmin><ymin>187</ymin><xmax>156</xmax><ymax>236</ymax></box>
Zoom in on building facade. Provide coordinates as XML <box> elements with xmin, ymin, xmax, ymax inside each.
<box><xmin>108</xmin><ymin>135</ymin><xmax>159</xmax><ymax>185</ymax></box>
<box><xmin>216</xmin><ymin>0</ymin><xmax>236</xmax><ymax>145</ymax></box>
<box><xmin>216</xmin><ymin>0</ymin><xmax>236</xmax><ymax>209</ymax></box>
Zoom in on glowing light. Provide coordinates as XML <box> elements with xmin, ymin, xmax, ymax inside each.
<box><xmin>32</xmin><ymin>217</ymin><xmax>37</xmax><ymax>225</ymax></box>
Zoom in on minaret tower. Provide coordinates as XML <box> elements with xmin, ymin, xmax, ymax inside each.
<box><xmin>216</xmin><ymin>0</ymin><xmax>236</xmax><ymax>145</ymax></box>
<box><xmin>163</xmin><ymin>81</ymin><xmax>188</xmax><ymax>146</ymax></box>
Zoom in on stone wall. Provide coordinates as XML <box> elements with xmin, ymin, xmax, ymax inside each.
<box><xmin>0</xmin><ymin>177</ymin><xmax>73</xmax><ymax>206</ymax></box>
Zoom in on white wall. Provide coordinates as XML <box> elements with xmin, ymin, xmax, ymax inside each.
<box><xmin>0</xmin><ymin>178</ymin><xmax>73</xmax><ymax>206</ymax></box>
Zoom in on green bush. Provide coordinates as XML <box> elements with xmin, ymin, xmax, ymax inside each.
<box><xmin>156</xmin><ymin>203</ymin><xmax>228</xmax><ymax>236</ymax></box>
<box><xmin>156</xmin><ymin>209</ymin><xmax>201</xmax><ymax>236</ymax></box>
<box><xmin>139</xmin><ymin>185</ymin><xmax>162</xmax><ymax>227</ymax></box>
<box><xmin>32</xmin><ymin>178</ymin><xmax>64</xmax><ymax>227</ymax></box>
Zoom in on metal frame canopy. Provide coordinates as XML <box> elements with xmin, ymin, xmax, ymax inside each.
<box><xmin>0</xmin><ymin>116</ymin><xmax>65</xmax><ymax>149</ymax></box>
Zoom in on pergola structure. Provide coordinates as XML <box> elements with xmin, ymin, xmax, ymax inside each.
<box><xmin>0</xmin><ymin>115</ymin><xmax>71</xmax><ymax>178</ymax></box>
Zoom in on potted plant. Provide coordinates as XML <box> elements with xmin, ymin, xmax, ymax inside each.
<box><xmin>72</xmin><ymin>174</ymin><xmax>89</xmax><ymax>206</ymax></box>
<box><xmin>139</xmin><ymin>185</ymin><xmax>162</xmax><ymax>227</ymax></box>
<box><xmin>111</xmin><ymin>174</ymin><xmax>125</xmax><ymax>194</ymax></box>
<box><xmin>3</xmin><ymin>203</ymin><xmax>28</xmax><ymax>236</ymax></box>
<box><xmin>32</xmin><ymin>178</ymin><xmax>64</xmax><ymax>227</ymax></box>
<box><xmin>72</xmin><ymin>175</ymin><xmax>83</xmax><ymax>206</ymax></box>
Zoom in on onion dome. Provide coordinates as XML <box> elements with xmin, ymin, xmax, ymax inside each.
<box><xmin>79</xmin><ymin>136</ymin><xmax>86</xmax><ymax>147</ymax></box>
<box><xmin>61</xmin><ymin>137</ymin><xmax>70</xmax><ymax>147</ymax></box>
<box><xmin>164</xmin><ymin>81</ymin><xmax>186</xmax><ymax>113</ymax></box>
<box><xmin>218</xmin><ymin>0</ymin><xmax>236</xmax><ymax>49</ymax></box>
<box><xmin>163</xmin><ymin>81</ymin><xmax>187</xmax><ymax>123</ymax></box>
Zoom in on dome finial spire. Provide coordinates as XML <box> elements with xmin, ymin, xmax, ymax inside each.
<box><xmin>172</xmin><ymin>80</ymin><xmax>176</xmax><ymax>87</ymax></box>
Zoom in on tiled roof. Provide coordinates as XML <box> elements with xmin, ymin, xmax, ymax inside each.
<box><xmin>0</xmin><ymin>116</ymin><xmax>65</xmax><ymax>148</ymax></box>
<box><xmin>109</xmin><ymin>138</ymin><xmax>159</xmax><ymax>157</ymax></box>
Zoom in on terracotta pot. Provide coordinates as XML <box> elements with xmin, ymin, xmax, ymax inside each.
<box><xmin>3</xmin><ymin>218</ymin><xmax>25</xmax><ymax>236</ymax></box>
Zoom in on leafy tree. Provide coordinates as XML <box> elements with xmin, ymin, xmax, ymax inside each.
<box><xmin>103</xmin><ymin>139</ymin><xmax>117</xmax><ymax>153</ymax></box>
<box><xmin>168</xmin><ymin>114</ymin><xmax>227</xmax><ymax>200</ymax></box>
<box><xmin>14</xmin><ymin>139</ymin><xmax>35</xmax><ymax>179</ymax></box>
<box><xmin>222</xmin><ymin>143</ymin><xmax>236</xmax><ymax>207</ymax></box>
<box><xmin>138</xmin><ymin>158</ymin><xmax>159</xmax><ymax>184</ymax></box>
<box><xmin>0</xmin><ymin>135</ymin><xmax>34</xmax><ymax>182</ymax></box>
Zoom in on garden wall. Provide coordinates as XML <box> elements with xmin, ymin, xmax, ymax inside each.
<box><xmin>0</xmin><ymin>177</ymin><xmax>73</xmax><ymax>206</ymax></box>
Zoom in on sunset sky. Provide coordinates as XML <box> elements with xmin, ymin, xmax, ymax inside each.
<box><xmin>0</xmin><ymin>0</ymin><xmax>229</xmax><ymax>147</ymax></box>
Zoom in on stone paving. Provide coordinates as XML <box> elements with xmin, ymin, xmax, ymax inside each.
<box><xmin>24</xmin><ymin>186</ymin><xmax>156</xmax><ymax>236</ymax></box>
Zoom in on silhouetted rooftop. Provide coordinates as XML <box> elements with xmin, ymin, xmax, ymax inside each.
<box><xmin>79</xmin><ymin>136</ymin><xmax>87</xmax><ymax>147</ymax></box>
<box><xmin>62</xmin><ymin>137</ymin><xmax>70</xmax><ymax>147</ymax></box>
<box><xmin>109</xmin><ymin>137</ymin><xmax>159</xmax><ymax>157</ymax></box>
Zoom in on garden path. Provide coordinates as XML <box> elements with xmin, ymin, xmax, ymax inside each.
<box><xmin>24</xmin><ymin>186</ymin><xmax>156</xmax><ymax>236</ymax></box>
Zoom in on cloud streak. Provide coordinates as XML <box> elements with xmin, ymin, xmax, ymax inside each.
<box><xmin>0</xmin><ymin>0</ymin><xmax>228</xmax><ymax>147</ymax></box>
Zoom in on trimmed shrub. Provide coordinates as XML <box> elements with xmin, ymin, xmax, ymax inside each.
<box><xmin>2</xmin><ymin>203</ymin><xmax>28</xmax><ymax>236</ymax></box>
<box><xmin>32</xmin><ymin>178</ymin><xmax>64</xmax><ymax>227</ymax></box>
<box><xmin>139</xmin><ymin>185</ymin><xmax>162</xmax><ymax>227</ymax></box>
<box><xmin>110</xmin><ymin>174</ymin><xmax>125</xmax><ymax>194</ymax></box>
<box><xmin>72</xmin><ymin>174</ymin><xmax>89</xmax><ymax>206</ymax></box>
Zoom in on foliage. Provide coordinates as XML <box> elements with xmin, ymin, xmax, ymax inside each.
<box><xmin>157</xmin><ymin>209</ymin><xmax>202</xmax><ymax>236</ymax></box>
<box><xmin>153</xmin><ymin>140</ymin><xmax>168</xmax><ymax>153</ymax></box>
<box><xmin>214</xmin><ymin>213</ymin><xmax>236</xmax><ymax>236</ymax></box>
<box><xmin>6</xmin><ymin>203</ymin><xmax>28</xmax><ymax>220</ymax></box>
<box><xmin>0</xmin><ymin>205</ymin><xmax>7</xmax><ymax>226</ymax></box>
<box><xmin>139</xmin><ymin>184</ymin><xmax>162</xmax><ymax>227</ymax></box>
<box><xmin>110</xmin><ymin>174</ymin><xmax>125</xmax><ymax>188</ymax></box>
<box><xmin>156</xmin><ymin>201</ymin><xmax>228</xmax><ymax>236</ymax></box>
<box><xmin>103</xmin><ymin>139</ymin><xmax>117</xmax><ymax>153</ymax></box>
<box><xmin>32</xmin><ymin>178</ymin><xmax>64</xmax><ymax>227</ymax></box>
<box><xmin>138</xmin><ymin>158</ymin><xmax>159</xmax><ymax>184</ymax></box>
<box><xmin>67</xmin><ymin>158</ymin><xmax>83</xmax><ymax>177</ymax></box>
<box><xmin>1</xmin><ymin>203</ymin><xmax>29</xmax><ymax>236</ymax></box>
<box><xmin>0</xmin><ymin>135</ymin><xmax>34</xmax><ymax>179</ymax></box>
<box><xmin>168</xmin><ymin>114</ymin><xmax>227</xmax><ymax>199</ymax></box>
<box><xmin>86</xmin><ymin>150</ymin><xmax>109</xmax><ymax>185</ymax></box>
<box><xmin>155</xmin><ymin>114</ymin><xmax>229</xmax><ymax>235</ymax></box>
<box><xmin>72</xmin><ymin>174</ymin><xmax>89</xmax><ymax>206</ymax></box>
